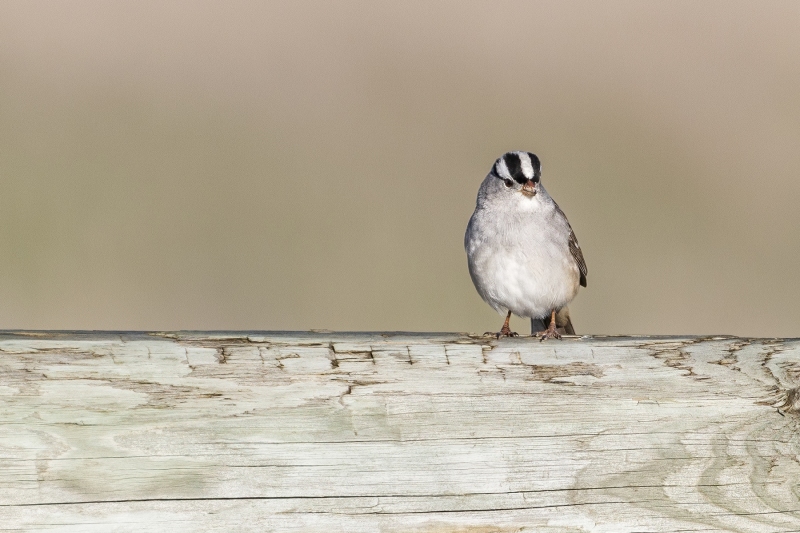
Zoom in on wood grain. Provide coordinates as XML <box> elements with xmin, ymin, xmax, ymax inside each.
<box><xmin>1</xmin><ymin>332</ymin><xmax>799</xmax><ymax>532</ymax></box>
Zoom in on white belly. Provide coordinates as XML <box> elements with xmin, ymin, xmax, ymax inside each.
<box><xmin>468</xmin><ymin>242</ymin><xmax>579</xmax><ymax>319</ymax></box>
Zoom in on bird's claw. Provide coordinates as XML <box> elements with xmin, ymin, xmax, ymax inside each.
<box><xmin>499</xmin><ymin>323</ymin><xmax>519</xmax><ymax>338</ymax></box>
<box><xmin>485</xmin><ymin>327</ymin><xmax>518</xmax><ymax>339</ymax></box>
<box><xmin>537</xmin><ymin>325</ymin><xmax>562</xmax><ymax>342</ymax></box>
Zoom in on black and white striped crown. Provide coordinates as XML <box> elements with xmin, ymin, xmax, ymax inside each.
<box><xmin>490</xmin><ymin>151</ymin><xmax>541</xmax><ymax>184</ymax></box>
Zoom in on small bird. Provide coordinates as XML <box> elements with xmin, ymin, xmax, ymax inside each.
<box><xmin>465</xmin><ymin>151</ymin><xmax>587</xmax><ymax>340</ymax></box>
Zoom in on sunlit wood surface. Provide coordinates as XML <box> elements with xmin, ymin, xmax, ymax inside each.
<box><xmin>1</xmin><ymin>332</ymin><xmax>799</xmax><ymax>532</ymax></box>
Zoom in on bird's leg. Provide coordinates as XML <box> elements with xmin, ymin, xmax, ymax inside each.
<box><xmin>537</xmin><ymin>310</ymin><xmax>562</xmax><ymax>341</ymax></box>
<box><xmin>499</xmin><ymin>311</ymin><xmax>517</xmax><ymax>338</ymax></box>
<box><xmin>485</xmin><ymin>311</ymin><xmax>518</xmax><ymax>338</ymax></box>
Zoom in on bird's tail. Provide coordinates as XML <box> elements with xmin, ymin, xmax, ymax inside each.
<box><xmin>531</xmin><ymin>307</ymin><xmax>576</xmax><ymax>335</ymax></box>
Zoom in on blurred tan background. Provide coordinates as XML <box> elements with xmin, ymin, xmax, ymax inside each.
<box><xmin>0</xmin><ymin>1</ymin><xmax>798</xmax><ymax>335</ymax></box>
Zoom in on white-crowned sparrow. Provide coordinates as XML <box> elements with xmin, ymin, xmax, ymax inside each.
<box><xmin>464</xmin><ymin>151</ymin><xmax>587</xmax><ymax>340</ymax></box>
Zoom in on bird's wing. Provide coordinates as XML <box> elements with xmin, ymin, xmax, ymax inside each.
<box><xmin>553</xmin><ymin>202</ymin><xmax>587</xmax><ymax>287</ymax></box>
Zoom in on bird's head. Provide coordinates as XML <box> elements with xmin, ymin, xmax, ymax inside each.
<box><xmin>490</xmin><ymin>151</ymin><xmax>541</xmax><ymax>197</ymax></box>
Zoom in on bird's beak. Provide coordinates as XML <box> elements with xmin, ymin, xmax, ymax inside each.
<box><xmin>521</xmin><ymin>179</ymin><xmax>537</xmax><ymax>197</ymax></box>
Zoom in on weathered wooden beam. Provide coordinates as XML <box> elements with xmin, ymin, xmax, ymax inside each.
<box><xmin>1</xmin><ymin>332</ymin><xmax>798</xmax><ymax>532</ymax></box>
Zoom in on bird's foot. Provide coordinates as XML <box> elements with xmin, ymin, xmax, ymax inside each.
<box><xmin>536</xmin><ymin>323</ymin><xmax>562</xmax><ymax>342</ymax></box>
<box><xmin>485</xmin><ymin>325</ymin><xmax>518</xmax><ymax>339</ymax></box>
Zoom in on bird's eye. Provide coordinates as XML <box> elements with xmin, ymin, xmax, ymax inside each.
<box><xmin>503</xmin><ymin>179</ymin><xmax>513</xmax><ymax>188</ymax></box>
